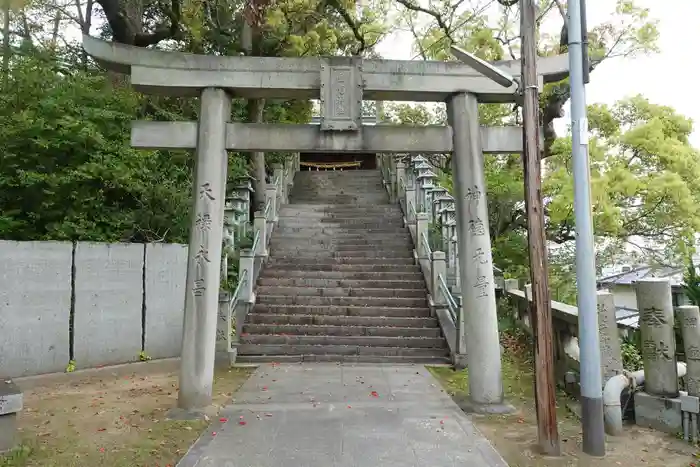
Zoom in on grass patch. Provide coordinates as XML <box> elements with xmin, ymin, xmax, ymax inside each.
<box><xmin>1</xmin><ymin>366</ymin><xmax>252</xmax><ymax>467</ymax></box>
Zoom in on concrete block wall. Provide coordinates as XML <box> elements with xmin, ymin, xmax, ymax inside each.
<box><xmin>0</xmin><ymin>240</ymin><xmax>187</xmax><ymax>379</ymax></box>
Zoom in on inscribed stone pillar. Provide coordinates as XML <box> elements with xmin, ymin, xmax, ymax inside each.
<box><xmin>597</xmin><ymin>291</ymin><xmax>623</xmax><ymax>382</ymax></box>
<box><xmin>446</xmin><ymin>92</ymin><xmax>505</xmax><ymax>409</ymax></box>
<box><xmin>678</xmin><ymin>305</ymin><xmax>700</xmax><ymax>396</ymax></box>
<box><xmin>635</xmin><ymin>278</ymin><xmax>679</xmax><ymax>398</ymax></box>
<box><xmin>178</xmin><ymin>88</ymin><xmax>231</xmax><ymax>411</ymax></box>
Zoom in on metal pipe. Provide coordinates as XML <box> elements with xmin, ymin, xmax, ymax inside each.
<box><xmin>567</xmin><ymin>0</ymin><xmax>605</xmax><ymax>456</ymax></box>
<box><xmin>603</xmin><ymin>363</ymin><xmax>687</xmax><ymax>436</ymax></box>
<box><xmin>580</xmin><ymin>0</ymin><xmax>590</xmax><ymax>84</ymax></box>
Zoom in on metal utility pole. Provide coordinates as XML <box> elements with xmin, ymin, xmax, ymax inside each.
<box><xmin>568</xmin><ymin>0</ymin><xmax>606</xmax><ymax>456</ymax></box>
<box><xmin>519</xmin><ymin>0</ymin><xmax>560</xmax><ymax>456</ymax></box>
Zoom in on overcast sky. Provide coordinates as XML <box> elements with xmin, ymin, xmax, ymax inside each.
<box><xmin>376</xmin><ymin>0</ymin><xmax>697</xmax><ymax>145</ymax></box>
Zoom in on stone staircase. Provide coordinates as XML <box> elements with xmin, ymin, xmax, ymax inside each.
<box><xmin>237</xmin><ymin>169</ymin><xmax>450</xmax><ymax>363</ymax></box>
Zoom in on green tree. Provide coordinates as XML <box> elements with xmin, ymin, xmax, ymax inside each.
<box><xmin>0</xmin><ymin>55</ymin><xmax>193</xmax><ymax>242</ymax></box>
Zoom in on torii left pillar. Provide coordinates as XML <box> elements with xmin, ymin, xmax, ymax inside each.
<box><xmin>176</xmin><ymin>88</ymin><xmax>231</xmax><ymax>413</ymax></box>
<box><xmin>447</xmin><ymin>92</ymin><xmax>513</xmax><ymax>413</ymax></box>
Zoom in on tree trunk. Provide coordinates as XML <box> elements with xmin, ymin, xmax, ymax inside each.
<box><xmin>2</xmin><ymin>0</ymin><xmax>10</xmax><ymax>87</ymax></box>
<box><xmin>242</xmin><ymin>17</ymin><xmax>267</xmax><ymax>210</ymax></box>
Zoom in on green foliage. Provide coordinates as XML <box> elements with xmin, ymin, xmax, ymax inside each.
<box><xmin>621</xmin><ymin>334</ymin><xmax>644</xmax><ymax>371</ymax></box>
<box><xmin>683</xmin><ymin>259</ymin><xmax>700</xmax><ymax>307</ymax></box>
<box><xmin>0</xmin><ymin>55</ymin><xmax>193</xmax><ymax>243</ymax></box>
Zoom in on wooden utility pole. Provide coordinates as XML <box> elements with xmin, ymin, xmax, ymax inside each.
<box><xmin>520</xmin><ymin>0</ymin><xmax>561</xmax><ymax>456</ymax></box>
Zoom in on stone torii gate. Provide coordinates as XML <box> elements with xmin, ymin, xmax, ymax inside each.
<box><xmin>82</xmin><ymin>35</ymin><xmax>569</xmax><ymax>414</ymax></box>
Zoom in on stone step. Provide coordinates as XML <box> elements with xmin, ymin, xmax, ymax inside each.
<box><xmin>256</xmin><ymin>286</ymin><xmax>426</xmax><ymax>298</ymax></box>
<box><xmin>235</xmin><ymin>354</ymin><xmax>451</xmax><ymax>364</ymax></box>
<box><xmin>289</xmin><ymin>198</ymin><xmax>390</xmax><ymax>204</ymax></box>
<box><xmin>252</xmin><ymin>304</ymin><xmax>431</xmax><ymax>318</ymax></box>
<box><xmin>240</xmin><ymin>335</ymin><xmax>446</xmax><ymax>348</ymax></box>
<box><xmin>268</xmin><ymin>243</ymin><xmax>414</xmax><ymax>253</ymax></box>
<box><xmin>281</xmin><ymin>217</ymin><xmax>405</xmax><ymax>224</ymax></box>
<box><xmin>275</xmin><ymin>227</ymin><xmax>404</xmax><ymax>234</ymax></box>
<box><xmin>256</xmin><ymin>295</ymin><xmax>428</xmax><ymax>308</ymax></box>
<box><xmin>280</xmin><ymin>206</ymin><xmax>401</xmax><ymax>215</ymax></box>
<box><xmin>270</xmin><ymin>233</ymin><xmax>413</xmax><ymax>243</ymax></box>
<box><xmin>277</xmin><ymin>222</ymin><xmax>404</xmax><ymax>230</ymax></box>
<box><xmin>237</xmin><ymin>344</ymin><xmax>449</xmax><ymax>357</ymax></box>
<box><xmin>296</xmin><ymin>171</ymin><xmax>381</xmax><ymax>178</ymax></box>
<box><xmin>268</xmin><ymin>249</ymin><xmax>413</xmax><ymax>259</ymax></box>
<box><xmin>242</xmin><ymin>324</ymin><xmax>441</xmax><ymax>338</ymax></box>
<box><xmin>332</xmin><ymin>243</ymin><xmax>414</xmax><ymax>251</ymax></box>
<box><xmin>277</xmin><ymin>213</ymin><xmax>404</xmax><ymax>220</ymax></box>
<box><xmin>258</xmin><ymin>268</ymin><xmax>418</xmax><ymax>284</ymax></box>
<box><xmin>263</xmin><ymin>263</ymin><xmax>420</xmax><ymax>272</ymax></box>
<box><xmin>292</xmin><ymin>184</ymin><xmax>385</xmax><ymax>189</ymax></box>
<box><xmin>258</xmin><ymin>277</ymin><xmax>424</xmax><ymax>289</ymax></box>
<box><xmin>259</xmin><ymin>270</ymin><xmax>423</xmax><ymax>280</ymax></box>
<box><xmin>247</xmin><ymin>313</ymin><xmax>438</xmax><ymax>328</ymax></box>
<box><xmin>267</xmin><ymin>257</ymin><xmax>415</xmax><ymax>266</ymax></box>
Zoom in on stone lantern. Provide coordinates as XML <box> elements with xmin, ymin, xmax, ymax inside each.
<box><xmin>415</xmin><ymin>169</ymin><xmax>437</xmax><ymax>213</ymax></box>
<box><xmin>428</xmin><ymin>186</ymin><xmax>449</xmax><ymax>224</ymax></box>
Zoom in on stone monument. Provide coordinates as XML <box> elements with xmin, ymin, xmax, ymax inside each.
<box><xmin>597</xmin><ymin>291</ymin><xmax>623</xmax><ymax>381</ymax></box>
<box><xmin>633</xmin><ymin>278</ymin><xmax>682</xmax><ymax>433</ymax></box>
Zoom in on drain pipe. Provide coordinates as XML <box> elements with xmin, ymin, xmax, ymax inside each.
<box><xmin>603</xmin><ymin>362</ymin><xmax>687</xmax><ymax>435</ymax></box>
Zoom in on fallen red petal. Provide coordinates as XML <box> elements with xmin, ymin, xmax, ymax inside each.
<box><xmin>370</xmin><ymin>391</ymin><xmax>379</xmax><ymax>397</ymax></box>
<box><xmin>212</xmin><ymin>431</ymin><xmax>217</xmax><ymax>436</ymax></box>
<box><xmin>219</xmin><ymin>418</ymin><xmax>228</xmax><ymax>422</ymax></box>
<box><xmin>239</xmin><ymin>421</ymin><xmax>247</xmax><ymax>426</ymax></box>
<box><xmin>99</xmin><ymin>447</ymin><xmax>105</xmax><ymax>453</ymax></box>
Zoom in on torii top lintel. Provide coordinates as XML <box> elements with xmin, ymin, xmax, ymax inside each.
<box><xmin>82</xmin><ymin>34</ymin><xmax>569</xmax><ymax>104</ymax></box>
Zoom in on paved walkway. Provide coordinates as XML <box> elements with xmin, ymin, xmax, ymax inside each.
<box><xmin>177</xmin><ymin>363</ymin><xmax>508</xmax><ymax>467</ymax></box>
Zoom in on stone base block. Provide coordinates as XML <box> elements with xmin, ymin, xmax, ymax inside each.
<box><xmin>453</xmin><ymin>354</ymin><xmax>468</xmax><ymax>370</ymax></box>
<box><xmin>0</xmin><ymin>413</ymin><xmax>18</xmax><ymax>454</ymax></box>
<box><xmin>0</xmin><ymin>380</ymin><xmax>21</xmax><ymax>455</ymax></box>
<box><xmin>453</xmin><ymin>394</ymin><xmax>516</xmax><ymax>415</ymax></box>
<box><xmin>634</xmin><ymin>391</ymin><xmax>682</xmax><ymax>434</ymax></box>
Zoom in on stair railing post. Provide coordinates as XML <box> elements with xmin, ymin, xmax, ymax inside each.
<box><xmin>237</xmin><ymin>249</ymin><xmax>256</xmax><ymax>336</ymax></box>
<box><xmin>432</xmin><ymin>251</ymin><xmax>447</xmax><ymax>304</ymax></box>
<box><xmin>452</xmin><ymin>236</ymin><xmax>461</xmax><ymax>294</ymax></box>
<box><xmin>265</xmin><ymin>186</ymin><xmax>278</xmax><ymax>222</ymax></box>
<box><xmin>396</xmin><ymin>162</ymin><xmax>406</xmax><ymax>201</ymax></box>
<box><xmin>254</xmin><ymin>211</ymin><xmax>267</xmax><ymax>258</ymax></box>
<box><xmin>273</xmin><ymin>163</ymin><xmax>286</xmax><ymax>204</ymax></box>
<box><xmin>405</xmin><ymin>182</ymin><xmax>416</xmax><ymax>224</ymax></box>
<box><xmin>416</xmin><ymin>212</ymin><xmax>429</xmax><ymax>261</ymax></box>
<box><xmin>389</xmin><ymin>157</ymin><xmax>397</xmax><ymax>203</ymax></box>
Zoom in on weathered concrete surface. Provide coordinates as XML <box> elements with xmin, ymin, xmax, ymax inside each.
<box><xmin>132</xmin><ymin>122</ymin><xmax>527</xmax><ymax>154</ymax></box>
<box><xmin>82</xmin><ymin>34</ymin><xmax>568</xmax><ymax>102</ymax></box>
<box><xmin>73</xmin><ymin>242</ymin><xmax>144</xmax><ymax>369</ymax></box>
<box><xmin>0</xmin><ymin>241</ymin><xmax>72</xmax><ymax>378</ymax></box>
<box><xmin>177</xmin><ymin>364</ymin><xmax>508</xmax><ymax>467</ymax></box>
<box><xmin>144</xmin><ymin>243</ymin><xmax>188</xmax><ymax>359</ymax></box>
<box><xmin>634</xmin><ymin>391</ymin><xmax>682</xmax><ymax>434</ymax></box>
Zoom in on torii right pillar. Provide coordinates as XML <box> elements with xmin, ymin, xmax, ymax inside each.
<box><xmin>447</xmin><ymin>92</ymin><xmax>513</xmax><ymax>413</ymax></box>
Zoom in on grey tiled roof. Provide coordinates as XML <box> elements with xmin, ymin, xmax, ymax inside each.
<box><xmin>598</xmin><ymin>265</ymin><xmax>684</xmax><ymax>287</ymax></box>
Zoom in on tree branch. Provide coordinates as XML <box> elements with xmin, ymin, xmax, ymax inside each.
<box><xmin>96</xmin><ymin>0</ymin><xmax>181</xmax><ymax>46</ymax></box>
